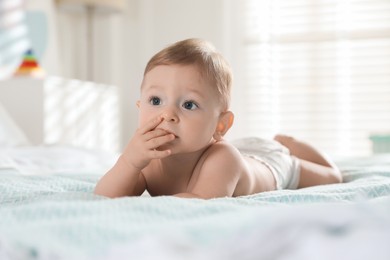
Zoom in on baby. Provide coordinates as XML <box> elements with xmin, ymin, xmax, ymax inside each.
<box><xmin>94</xmin><ymin>38</ymin><xmax>342</xmax><ymax>199</ymax></box>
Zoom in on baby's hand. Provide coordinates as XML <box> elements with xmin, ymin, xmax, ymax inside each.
<box><xmin>122</xmin><ymin>116</ymin><xmax>175</xmax><ymax>171</ymax></box>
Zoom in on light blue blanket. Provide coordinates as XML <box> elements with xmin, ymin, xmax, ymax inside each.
<box><xmin>1</xmin><ymin>155</ymin><xmax>390</xmax><ymax>260</ymax></box>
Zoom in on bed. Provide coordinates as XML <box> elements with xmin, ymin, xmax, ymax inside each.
<box><xmin>1</xmin><ymin>147</ymin><xmax>390</xmax><ymax>260</ymax></box>
<box><xmin>1</xmin><ymin>83</ymin><xmax>390</xmax><ymax>260</ymax></box>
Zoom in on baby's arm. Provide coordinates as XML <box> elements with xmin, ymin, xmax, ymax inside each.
<box><xmin>175</xmin><ymin>142</ymin><xmax>242</xmax><ymax>199</ymax></box>
<box><xmin>94</xmin><ymin>116</ymin><xmax>175</xmax><ymax>198</ymax></box>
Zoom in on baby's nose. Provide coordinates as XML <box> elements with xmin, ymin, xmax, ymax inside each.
<box><xmin>161</xmin><ymin>110</ymin><xmax>179</xmax><ymax>123</ymax></box>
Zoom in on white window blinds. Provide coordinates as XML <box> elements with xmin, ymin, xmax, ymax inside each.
<box><xmin>240</xmin><ymin>0</ymin><xmax>390</xmax><ymax>157</ymax></box>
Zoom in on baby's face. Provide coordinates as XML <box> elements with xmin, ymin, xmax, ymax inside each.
<box><xmin>138</xmin><ymin>64</ymin><xmax>223</xmax><ymax>154</ymax></box>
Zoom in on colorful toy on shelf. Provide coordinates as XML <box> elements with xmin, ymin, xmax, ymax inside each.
<box><xmin>13</xmin><ymin>49</ymin><xmax>45</xmax><ymax>78</ymax></box>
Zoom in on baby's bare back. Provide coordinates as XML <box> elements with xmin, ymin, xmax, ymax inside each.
<box><xmin>235</xmin><ymin>155</ymin><xmax>277</xmax><ymax>195</ymax></box>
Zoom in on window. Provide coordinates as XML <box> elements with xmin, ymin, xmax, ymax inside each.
<box><xmin>239</xmin><ymin>0</ymin><xmax>390</xmax><ymax>157</ymax></box>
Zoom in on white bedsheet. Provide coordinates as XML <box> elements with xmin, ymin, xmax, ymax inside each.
<box><xmin>0</xmin><ymin>146</ymin><xmax>389</xmax><ymax>260</ymax></box>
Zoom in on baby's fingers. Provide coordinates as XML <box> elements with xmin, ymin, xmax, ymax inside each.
<box><xmin>144</xmin><ymin>128</ymin><xmax>170</xmax><ymax>141</ymax></box>
<box><xmin>139</xmin><ymin>116</ymin><xmax>163</xmax><ymax>134</ymax></box>
<box><xmin>146</xmin><ymin>133</ymin><xmax>175</xmax><ymax>150</ymax></box>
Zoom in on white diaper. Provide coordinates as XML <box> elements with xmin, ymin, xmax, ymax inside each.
<box><xmin>231</xmin><ymin>137</ymin><xmax>300</xmax><ymax>190</ymax></box>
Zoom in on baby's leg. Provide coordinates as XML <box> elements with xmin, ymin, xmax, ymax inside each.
<box><xmin>274</xmin><ymin>134</ymin><xmax>342</xmax><ymax>188</ymax></box>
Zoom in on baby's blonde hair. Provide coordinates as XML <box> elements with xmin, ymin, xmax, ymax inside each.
<box><xmin>144</xmin><ymin>38</ymin><xmax>232</xmax><ymax>111</ymax></box>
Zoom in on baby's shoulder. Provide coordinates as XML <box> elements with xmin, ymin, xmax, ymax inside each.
<box><xmin>192</xmin><ymin>141</ymin><xmax>248</xmax><ymax>193</ymax></box>
<box><xmin>202</xmin><ymin>140</ymin><xmax>245</xmax><ymax>167</ymax></box>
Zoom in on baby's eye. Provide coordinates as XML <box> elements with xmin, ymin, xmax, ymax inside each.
<box><xmin>149</xmin><ymin>97</ymin><xmax>161</xmax><ymax>106</ymax></box>
<box><xmin>183</xmin><ymin>101</ymin><xmax>198</xmax><ymax>110</ymax></box>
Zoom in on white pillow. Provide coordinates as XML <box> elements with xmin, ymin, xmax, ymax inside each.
<box><xmin>0</xmin><ymin>102</ymin><xmax>30</xmax><ymax>146</ymax></box>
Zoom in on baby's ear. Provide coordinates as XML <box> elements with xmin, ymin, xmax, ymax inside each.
<box><xmin>136</xmin><ymin>100</ymin><xmax>140</xmax><ymax>108</ymax></box>
<box><xmin>213</xmin><ymin>111</ymin><xmax>234</xmax><ymax>141</ymax></box>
